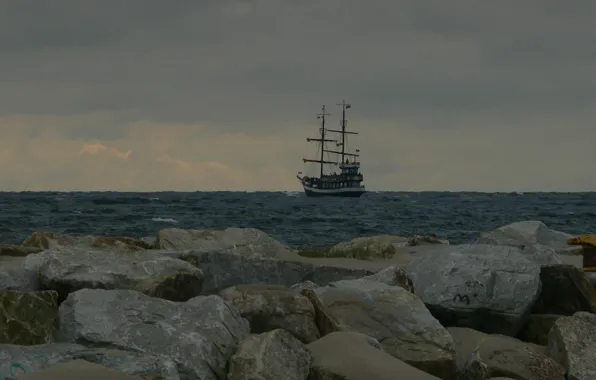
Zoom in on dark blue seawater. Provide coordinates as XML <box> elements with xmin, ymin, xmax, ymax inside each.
<box><xmin>0</xmin><ymin>191</ymin><xmax>595</xmax><ymax>251</ymax></box>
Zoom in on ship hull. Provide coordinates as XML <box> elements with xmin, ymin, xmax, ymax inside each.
<box><xmin>300</xmin><ymin>182</ymin><xmax>366</xmax><ymax>198</ymax></box>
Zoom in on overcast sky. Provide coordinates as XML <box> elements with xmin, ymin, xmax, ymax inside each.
<box><xmin>1</xmin><ymin>1</ymin><xmax>596</xmax><ymax>191</ymax></box>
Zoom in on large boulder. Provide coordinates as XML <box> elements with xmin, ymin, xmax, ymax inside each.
<box><xmin>547</xmin><ymin>312</ymin><xmax>596</xmax><ymax>380</ymax></box>
<box><xmin>22</xmin><ymin>232</ymin><xmax>151</xmax><ymax>252</ymax></box>
<box><xmin>0</xmin><ymin>290</ymin><xmax>59</xmax><ymax>345</ymax></box>
<box><xmin>307</xmin><ymin>331</ymin><xmax>442</xmax><ymax>380</ymax></box>
<box><xmin>219</xmin><ymin>284</ymin><xmax>319</xmax><ymax>343</ymax></box>
<box><xmin>227</xmin><ymin>329</ymin><xmax>311</xmax><ymax>380</ymax></box>
<box><xmin>305</xmin><ymin>283</ymin><xmax>455</xmax><ymax>379</ymax></box>
<box><xmin>406</xmin><ymin>244</ymin><xmax>546</xmax><ymax>336</ymax></box>
<box><xmin>34</xmin><ymin>248</ymin><xmax>203</xmax><ymax>302</ymax></box>
<box><xmin>326</xmin><ymin>235</ymin><xmax>448</xmax><ymax>260</ymax></box>
<box><xmin>154</xmin><ymin>227</ymin><xmax>296</xmax><ymax>258</ymax></box>
<box><xmin>448</xmin><ymin>327</ymin><xmax>565</xmax><ymax>380</ymax></box>
<box><xmin>167</xmin><ymin>250</ymin><xmax>374</xmax><ymax>294</ymax></box>
<box><xmin>476</xmin><ymin>221</ymin><xmax>577</xmax><ymax>255</ymax></box>
<box><xmin>58</xmin><ymin>289</ymin><xmax>250</xmax><ymax>380</ymax></box>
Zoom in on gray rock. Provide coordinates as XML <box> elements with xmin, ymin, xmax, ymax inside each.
<box><xmin>476</xmin><ymin>220</ymin><xmax>574</xmax><ymax>254</ymax></box>
<box><xmin>406</xmin><ymin>244</ymin><xmax>543</xmax><ymax>336</ymax></box>
<box><xmin>309</xmin><ymin>284</ymin><xmax>455</xmax><ymax>379</ymax></box>
<box><xmin>330</xmin><ymin>266</ymin><xmax>414</xmax><ymax>293</ymax></box>
<box><xmin>448</xmin><ymin>327</ymin><xmax>565</xmax><ymax>380</ymax></box>
<box><xmin>547</xmin><ymin>312</ymin><xmax>596</xmax><ymax>380</ymax></box>
<box><xmin>154</xmin><ymin>227</ymin><xmax>296</xmax><ymax>258</ymax></box>
<box><xmin>219</xmin><ymin>284</ymin><xmax>319</xmax><ymax>343</ymax></box>
<box><xmin>168</xmin><ymin>250</ymin><xmax>373</xmax><ymax>294</ymax></box>
<box><xmin>36</xmin><ymin>248</ymin><xmax>203</xmax><ymax>302</ymax></box>
<box><xmin>227</xmin><ymin>329</ymin><xmax>311</xmax><ymax>380</ymax></box>
<box><xmin>0</xmin><ymin>257</ymin><xmax>39</xmax><ymax>291</ymax></box>
<box><xmin>307</xmin><ymin>331</ymin><xmax>442</xmax><ymax>380</ymax></box>
<box><xmin>58</xmin><ymin>289</ymin><xmax>250</xmax><ymax>380</ymax></box>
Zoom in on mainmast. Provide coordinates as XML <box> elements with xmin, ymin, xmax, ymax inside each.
<box><xmin>326</xmin><ymin>101</ymin><xmax>358</xmax><ymax>164</ymax></box>
<box><xmin>303</xmin><ymin>105</ymin><xmax>336</xmax><ymax>177</ymax></box>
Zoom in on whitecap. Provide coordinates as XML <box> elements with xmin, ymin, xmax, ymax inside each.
<box><xmin>152</xmin><ymin>217</ymin><xmax>178</xmax><ymax>224</ymax></box>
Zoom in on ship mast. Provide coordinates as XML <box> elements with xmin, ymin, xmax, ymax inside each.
<box><xmin>326</xmin><ymin>101</ymin><xmax>358</xmax><ymax>164</ymax></box>
<box><xmin>303</xmin><ymin>105</ymin><xmax>336</xmax><ymax>177</ymax></box>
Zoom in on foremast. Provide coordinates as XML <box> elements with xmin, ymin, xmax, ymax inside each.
<box><xmin>303</xmin><ymin>105</ymin><xmax>337</xmax><ymax>177</ymax></box>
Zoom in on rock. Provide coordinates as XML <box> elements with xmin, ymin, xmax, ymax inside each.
<box><xmin>58</xmin><ymin>289</ymin><xmax>250</xmax><ymax>380</ymax></box>
<box><xmin>476</xmin><ymin>221</ymin><xmax>574</xmax><ymax>254</ymax></box>
<box><xmin>0</xmin><ymin>344</ymin><xmax>179</xmax><ymax>380</ymax></box>
<box><xmin>154</xmin><ymin>227</ymin><xmax>296</xmax><ymax>258</ymax></box>
<box><xmin>6</xmin><ymin>359</ymin><xmax>144</xmax><ymax>380</ymax></box>
<box><xmin>219</xmin><ymin>284</ymin><xmax>319</xmax><ymax>343</ymax></box>
<box><xmin>448</xmin><ymin>327</ymin><xmax>565</xmax><ymax>380</ymax></box>
<box><xmin>326</xmin><ymin>235</ymin><xmax>426</xmax><ymax>260</ymax></box>
<box><xmin>22</xmin><ymin>232</ymin><xmax>152</xmax><ymax>251</ymax></box>
<box><xmin>0</xmin><ymin>257</ymin><xmax>39</xmax><ymax>291</ymax></box>
<box><xmin>531</xmin><ymin>264</ymin><xmax>596</xmax><ymax>315</ymax></box>
<box><xmin>227</xmin><ymin>329</ymin><xmax>311</xmax><ymax>380</ymax></box>
<box><xmin>406</xmin><ymin>244</ymin><xmax>544</xmax><ymax>336</ymax></box>
<box><xmin>0</xmin><ymin>290</ymin><xmax>59</xmax><ymax>345</ymax></box>
<box><xmin>307</xmin><ymin>331</ymin><xmax>442</xmax><ymax>380</ymax></box>
<box><xmin>0</xmin><ymin>244</ymin><xmax>43</xmax><ymax>257</ymax></box>
<box><xmin>547</xmin><ymin>312</ymin><xmax>596</xmax><ymax>380</ymax></box>
<box><xmin>307</xmin><ymin>284</ymin><xmax>455</xmax><ymax>379</ymax></box>
<box><xmin>517</xmin><ymin>314</ymin><xmax>562</xmax><ymax>346</ymax></box>
<box><xmin>36</xmin><ymin>248</ymin><xmax>203</xmax><ymax>302</ymax></box>
<box><xmin>330</xmin><ymin>266</ymin><xmax>414</xmax><ymax>293</ymax></box>
<box><xmin>168</xmin><ymin>250</ymin><xmax>374</xmax><ymax>295</ymax></box>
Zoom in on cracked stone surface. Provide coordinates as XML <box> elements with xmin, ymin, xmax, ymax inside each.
<box><xmin>0</xmin><ymin>290</ymin><xmax>59</xmax><ymax>345</ymax></box>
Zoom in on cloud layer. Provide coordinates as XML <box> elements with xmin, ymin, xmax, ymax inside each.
<box><xmin>1</xmin><ymin>1</ymin><xmax>596</xmax><ymax>191</ymax></box>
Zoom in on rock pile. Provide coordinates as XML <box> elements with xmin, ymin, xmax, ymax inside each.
<box><xmin>0</xmin><ymin>221</ymin><xmax>594</xmax><ymax>379</ymax></box>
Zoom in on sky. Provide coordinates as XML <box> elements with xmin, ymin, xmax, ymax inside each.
<box><xmin>2</xmin><ymin>1</ymin><xmax>596</xmax><ymax>192</ymax></box>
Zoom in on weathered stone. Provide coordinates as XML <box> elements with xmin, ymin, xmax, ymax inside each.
<box><xmin>22</xmin><ymin>232</ymin><xmax>151</xmax><ymax>251</ymax></box>
<box><xmin>0</xmin><ymin>343</ymin><xmax>179</xmax><ymax>380</ymax></box>
<box><xmin>227</xmin><ymin>329</ymin><xmax>311</xmax><ymax>380</ymax></box>
<box><xmin>168</xmin><ymin>250</ymin><xmax>373</xmax><ymax>294</ymax></box>
<box><xmin>36</xmin><ymin>248</ymin><xmax>203</xmax><ymax>302</ymax></box>
<box><xmin>154</xmin><ymin>227</ymin><xmax>296</xmax><ymax>258</ymax></box>
<box><xmin>517</xmin><ymin>314</ymin><xmax>562</xmax><ymax>346</ymax></box>
<box><xmin>6</xmin><ymin>359</ymin><xmax>144</xmax><ymax>380</ymax></box>
<box><xmin>0</xmin><ymin>290</ymin><xmax>59</xmax><ymax>345</ymax></box>
<box><xmin>0</xmin><ymin>244</ymin><xmax>43</xmax><ymax>257</ymax></box>
<box><xmin>58</xmin><ymin>289</ymin><xmax>250</xmax><ymax>380</ymax></box>
<box><xmin>326</xmin><ymin>235</ymin><xmax>410</xmax><ymax>260</ymax></box>
<box><xmin>547</xmin><ymin>312</ymin><xmax>596</xmax><ymax>380</ymax></box>
<box><xmin>531</xmin><ymin>264</ymin><xmax>596</xmax><ymax>315</ymax></box>
<box><xmin>330</xmin><ymin>266</ymin><xmax>414</xmax><ymax>293</ymax></box>
<box><xmin>307</xmin><ymin>331</ymin><xmax>442</xmax><ymax>380</ymax></box>
<box><xmin>476</xmin><ymin>221</ymin><xmax>574</xmax><ymax>254</ymax></box>
<box><xmin>308</xmin><ymin>284</ymin><xmax>455</xmax><ymax>379</ymax></box>
<box><xmin>219</xmin><ymin>284</ymin><xmax>319</xmax><ymax>343</ymax></box>
<box><xmin>449</xmin><ymin>327</ymin><xmax>565</xmax><ymax>380</ymax></box>
<box><xmin>406</xmin><ymin>244</ymin><xmax>544</xmax><ymax>335</ymax></box>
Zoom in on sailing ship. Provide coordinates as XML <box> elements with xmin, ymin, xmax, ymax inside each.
<box><xmin>297</xmin><ymin>101</ymin><xmax>366</xmax><ymax>197</ymax></box>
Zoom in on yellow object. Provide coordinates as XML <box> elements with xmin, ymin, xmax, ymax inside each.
<box><xmin>567</xmin><ymin>234</ymin><xmax>596</xmax><ymax>248</ymax></box>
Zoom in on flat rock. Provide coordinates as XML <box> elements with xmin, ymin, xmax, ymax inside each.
<box><xmin>58</xmin><ymin>289</ymin><xmax>250</xmax><ymax>380</ymax></box>
<box><xmin>0</xmin><ymin>291</ymin><xmax>59</xmax><ymax>345</ymax></box>
<box><xmin>35</xmin><ymin>248</ymin><xmax>203</xmax><ymax>302</ymax></box>
<box><xmin>154</xmin><ymin>227</ymin><xmax>296</xmax><ymax>258</ymax></box>
<box><xmin>227</xmin><ymin>329</ymin><xmax>311</xmax><ymax>380</ymax></box>
<box><xmin>531</xmin><ymin>264</ymin><xmax>596</xmax><ymax>315</ymax></box>
<box><xmin>448</xmin><ymin>327</ymin><xmax>565</xmax><ymax>380</ymax></box>
<box><xmin>307</xmin><ymin>284</ymin><xmax>455</xmax><ymax>379</ymax></box>
<box><xmin>307</xmin><ymin>331</ymin><xmax>442</xmax><ymax>380</ymax></box>
<box><xmin>326</xmin><ymin>235</ymin><xmax>448</xmax><ymax>260</ymax></box>
<box><xmin>547</xmin><ymin>312</ymin><xmax>596</xmax><ymax>380</ymax></box>
<box><xmin>476</xmin><ymin>221</ymin><xmax>574</xmax><ymax>254</ymax></box>
<box><xmin>219</xmin><ymin>284</ymin><xmax>319</xmax><ymax>343</ymax></box>
<box><xmin>22</xmin><ymin>232</ymin><xmax>151</xmax><ymax>252</ymax></box>
<box><xmin>406</xmin><ymin>244</ymin><xmax>544</xmax><ymax>335</ymax></box>
<box><xmin>169</xmin><ymin>250</ymin><xmax>374</xmax><ymax>294</ymax></box>
<box><xmin>6</xmin><ymin>359</ymin><xmax>143</xmax><ymax>380</ymax></box>
<box><xmin>517</xmin><ymin>314</ymin><xmax>562</xmax><ymax>346</ymax></box>
<box><xmin>330</xmin><ymin>266</ymin><xmax>414</xmax><ymax>293</ymax></box>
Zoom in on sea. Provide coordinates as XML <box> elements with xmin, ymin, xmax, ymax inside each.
<box><xmin>1</xmin><ymin>191</ymin><xmax>595</xmax><ymax>251</ymax></box>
